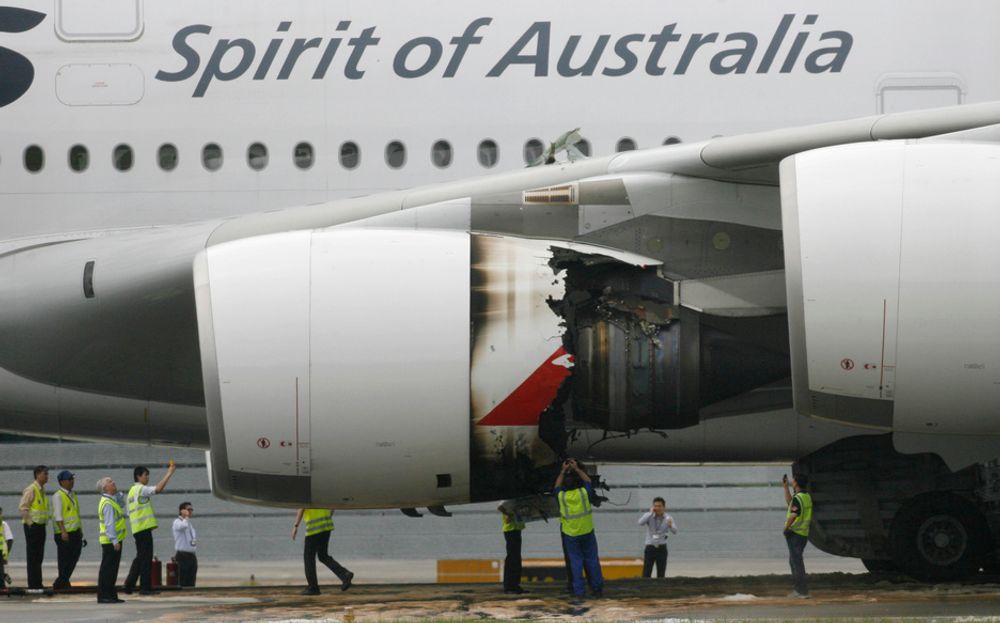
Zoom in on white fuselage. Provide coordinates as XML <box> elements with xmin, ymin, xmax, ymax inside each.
<box><xmin>2</xmin><ymin>0</ymin><xmax>999</xmax><ymax>247</ymax></box>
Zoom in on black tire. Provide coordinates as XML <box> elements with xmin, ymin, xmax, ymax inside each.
<box><xmin>862</xmin><ymin>558</ymin><xmax>896</xmax><ymax>574</ymax></box>
<box><xmin>890</xmin><ymin>493</ymin><xmax>989</xmax><ymax>582</ymax></box>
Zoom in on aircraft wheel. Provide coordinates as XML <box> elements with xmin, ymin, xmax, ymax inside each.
<box><xmin>890</xmin><ymin>493</ymin><xmax>989</xmax><ymax>582</ymax></box>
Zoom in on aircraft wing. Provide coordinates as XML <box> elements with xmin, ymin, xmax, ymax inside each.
<box><xmin>207</xmin><ymin>99</ymin><xmax>1000</xmax><ymax>246</ymax></box>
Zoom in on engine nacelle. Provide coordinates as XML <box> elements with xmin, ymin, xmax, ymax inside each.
<box><xmin>194</xmin><ymin>228</ymin><xmax>660</xmax><ymax>507</ymax></box>
<box><xmin>781</xmin><ymin>141</ymin><xmax>1000</xmax><ymax>459</ymax></box>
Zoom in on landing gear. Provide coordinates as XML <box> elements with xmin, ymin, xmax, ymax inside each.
<box><xmin>795</xmin><ymin>434</ymin><xmax>995</xmax><ymax>583</ymax></box>
<box><xmin>890</xmin><ymin>493</ymin><xmax>990</xmax><ymax>582</ymax></box>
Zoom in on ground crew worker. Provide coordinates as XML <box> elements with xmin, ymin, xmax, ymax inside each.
<box><xmin>783</xmin><ymin>473</ymin><xmax>813</xmax><ymax>598</ymax></box>
<box><xmin>18</xmin><ymin>465</ymin><xmax>50</xmax><ymax>589</ymax></box>
<box><xmin>52</xmin><ymin>470</ymin><xmax>84</xmax><ymax>589</ymax></box>
<box><xmin>292</xmin><ymin>508</ymin><xmax>354</xmax><ymax>595</ymax></box>
<box><xmin>554</xmin><ymin>458</ymin><xmax>604</xmax><ymax>600</ymax></box>
<box><xmin>499</xmin><ymin>505</ymin><xmax>526</xmax><ymax>594</ymax></box>
<box><xmin>2</xmin><ymin>508</ymin><xmax>13</xmax><ymax>587</ymax></box>
<box><xmin>96</xmin><ymin>477</ymin><xmax>126</xmax><ymax>604</ymax></box>
<box><xmin>638</xmin><ymin>496</ymin><xmax>677</xmax><ymax>578</ymax></box>
<box><xmin>172</xmin><ymin>502</ymin><xmax>198</xmax><ymax>587</ymax></box>
<box><xmin>0</xmin><ymin>507</ymin><xmax>9</xmax><ymax>590</ymax></box>
<box><xmin>123</xmin><ymin>461</ymin><xmax>176</xmax><ymax>594</ymax></box>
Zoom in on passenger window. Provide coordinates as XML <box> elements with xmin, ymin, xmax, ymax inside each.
<box><xmin>385</xmin><ymin>141</ymin><xmax>406</xmax><ymax>169</ymax></box>
<box><xmin>663</xmin><ymin>136</ymin><xmax>682</xmax><ymax>145</ymax></box>
<box><xmin>202</xmin><ymin>143</ymin><xmax>223</xmax><ymax>171</ymax></box>
<box><xmin>158</xmin><ymin>144</ymin><xmax>178</xmax><ymax>171</ymax></box>
<box><xmin>576</xmin><ymin>139</ymin><xmax>591</xmax><ymax>157</ymax></box>
<box><xmin>24</xmin><ymin>145</ymin><xmax>44</xmax><ymax>172</ymax></box>
<box><xmin>523</xmin><ymin>139</ymin><xmax>544</xmax><ymax>164</ymax></box>
<box><xmin>431</xmin><ymin>140</ymin><xmax>452</xmax><ymax>168</ymax></box>
<box><xmin>113</xmin><ymin>144</ymin><xmax>133</xmax><ymax>171</ymax></box>
<box><xmin>339</xmin><ymin>141</ymin><xmax>360</xmax><ymax>170</ymax></box>
<box><xmin>616</xmin><ymin>138</ymin><xmax>637</xmax><ymax>152</ymax></box>
<box><xmin>247</xmin><ymin>143</ymin><xmax>268</xmax><ymax>171</ymax></box>
<box><xmin>477</xmin><ymin>139</ymin><xmax>498</xmax><ymax>168</ymax></box>
<box><xmin>69</xmin><ymin>145</ymin><xmax>88</xmax><ymax>172</ymax></box>
<box><xmin>294</xmin><ymin>142</ymin><xmax>314</xmax><ymax>170</ymax></box>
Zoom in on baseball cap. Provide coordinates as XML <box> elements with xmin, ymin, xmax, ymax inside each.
<box><xmin>57</xmin><ymin>470</ymin><xmax>75</xmax><ymax>481</ymax></box>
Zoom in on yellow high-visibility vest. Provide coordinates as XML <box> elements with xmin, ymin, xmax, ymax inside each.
<box><xmin>303</xmin><ymin>509</ymin><xmax>334</xmax><ymax>536</ymax></box>
<box><xmin>502</xmin><ymin>513</ymin><xmax>525</xmax><ymax>533</ymax></box>
<box><xmin>558</xmin><ymin>488</ymin><xmax>594</xmax><ymax>537</ymax></box>
<box><xmin>787</xmin><ymin>492</ymin><xmax>813</xmax><ymax>537</ymax></box>
<box><xmin>56</xmin><ymin>490</ymin><xmax>82</xmax><ymax>533</ymax></box>
<box><xmin>98</xmin><ymin>496</ymin><xmax>127</xmax><ymax>545</ymax></box>
<box><xmin>28</xmin><ymin>482</ymin><xmax>51</xmax><ymax>526</ymax></box>
<box><xmin>127</xmin><ymin>483</ymin><xmax>158</xmax><ymax>534</ymax></box>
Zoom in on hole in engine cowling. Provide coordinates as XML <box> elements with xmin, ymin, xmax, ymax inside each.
<box><xmin>545</xmin><ymin>248</ymin><xmax>791</xmax><ymax>437</ymax></box>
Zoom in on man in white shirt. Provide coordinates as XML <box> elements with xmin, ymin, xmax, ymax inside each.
<box><xmin>172</xmin><ymin>502</ymin><xmax>197</xmax><ymax>587</ymax></box>
<box><xmin>96</xmin><ymin>477</ymin><xmax>127</xmax><ymax>604</ymax></box>
<box><xmin>638</xmin><ymin>497</ymin><xmax>678</xmax><ymax>578</ymax></box>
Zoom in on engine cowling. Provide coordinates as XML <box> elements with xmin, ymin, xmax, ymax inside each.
<box><xmin>780</xmin><ymin>140</ymin><xmax>1000</xmax><ymax>466</ymax></box>
<box><xmin>194</xmin><ymin>228</ymin><xmax>663</xmax><ymax>507</ymax></box>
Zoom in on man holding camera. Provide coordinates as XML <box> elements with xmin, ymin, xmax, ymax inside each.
<box><xmin>554</xmin><ymin>458</ymin><xmax>604</xmax><ymax>600</ymax></box>
<box><xmin>782</xmin><ymin>473</ymin><xmax>813</xmax><ymax>598</ymax></box>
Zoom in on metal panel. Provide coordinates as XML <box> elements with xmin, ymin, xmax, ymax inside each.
<box><xmin>893</xmin><ymin>143</ymin><xmax>1000</xmax><ymax>434</ymax></box>
<box><xmin>308</xmin><ymin>229</ymin><xmax>471</xmax><ymax>507</ymax></box>
<box><xmin>200</xmin><ymin>232</ymin><xmax>312</xmax><ymax>477</ymax></box>
<box><xmin>56</xmin><ymin>0</ymin><xmax>143</xmax><ymax>41</ymax></box>
<box><xmin>781</xmin><ymin>141</ymin><xmax>904</xmax><ymax>415</ymax></box>
<box><xmin>56</xmin><ymin>64</ymin><xmax>144</xmax><ymax>106</ymax></box>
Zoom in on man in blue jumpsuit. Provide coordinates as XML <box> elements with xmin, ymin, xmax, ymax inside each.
<box><xmin>554</xmin><ymin>458</ymin><xmax>604</xmax><ymax>599</ymax></box>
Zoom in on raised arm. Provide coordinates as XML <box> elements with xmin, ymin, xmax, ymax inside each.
<box><xmin>568</xmin><ymin>459</ymin><xmax>591</xmax><ymax>483</ymax></box>
<box><xmin>154</xmin><ymin>460</ymin><xmax>177</xmax><ymax>494</ymax></box>
<box><xmin>554</xmin><ymin>466</ymin><xmax>566</xmax><ymax>490</ymax></box>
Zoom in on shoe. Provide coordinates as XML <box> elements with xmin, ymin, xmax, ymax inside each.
<box><xmin>97</xmin><ymin>597</ymin><xmax>124</xmax><ymax>604</ymax></box>
<box><xmin>122</xmin><ymin>585</ymin><xmax>134</xmax><ymax>594</ymax></box>
<box><xmin>301</xmin><ymin>587</ymin><xmax>321</xmax><ymax>595</ymax></box>
<box><xmin>592</xmin><ymin>591</ymin><xmax>604</xmax><ymax>599</ymax></box>
<box><xmin>139</xmin><ymin>590</ymin><xmax>157</xmax><ymax>596</ymax></box>
<box><xmin>787</xmin><ymin>591</ymin><xmax>809</xmax><ymax>599</ymax></box>
<box><xmin>341</xmin><ymin>571</ymin><xmax>354</xmax><ymax>591</ymax></box>
<box><xmin>504</xmin><ymin>587</ymin><xmax>527</xmax><ymax>594</ymax></box>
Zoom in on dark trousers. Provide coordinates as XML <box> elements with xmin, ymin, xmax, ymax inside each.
<box><xmin>175</xmin><ymin>551</ymin><xmax>198</xmax><ymax>587</ymax></box>
<box><xmin>98</xmin><ymin>544</ymin><xmax>122</xmax><ymax>601</ymax></box>
<box><xmin>125</xmin><ymin>529</ymin><xmax>154</xmax><ymax>592</ymax></box>
<box><xmin>0</xmin><ymin>555</ymin><xmax>5</xmax><ymax>589</ymax></box>
<box><xmin>303</xmin><ymin>530</ymin><xmax>350</xmax><ymax>589</ymax></box>
<box><xmin>23</xmin><ymin>523</ymin><xmax>45</xmax><ymax>589</ymax></box>
<box><xmin>786</xmin><ymin>532</ymin><xmax>809</xmax><ymax>595</ymax></box>
<box><xmin>53</xmin><ymin>530</ymin><xmax>83</xmax><ymax>588</ymax></box>
<box><xmin>562</xmin><ymin>531</ymin><xmax>604</xmax><ymax>598</ymax></box>
<box><xmin>503</xmin><ymin>530</ymin><xmax>523</xmax><ymax>590</ymax></box>
<box><xmin>642</xmin><ymin>544</ymin><xmax>668</xmax><ymax>578</ymax></box>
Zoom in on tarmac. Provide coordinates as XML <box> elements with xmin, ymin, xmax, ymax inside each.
<box><xmin>5</xmin><ymin>559</ymin><xmax>1000</xmax><ymax>622</ymax></box>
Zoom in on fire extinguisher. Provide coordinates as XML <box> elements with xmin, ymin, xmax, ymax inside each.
<box><xmin>166</xmin><ymin>557</ymin><xmax>179</xmax><ymax>587</ymax></box>
<box><xmin>151</xmin><ymin>557</ymin><xmax>162</xmax><ymax>588</ymax></box>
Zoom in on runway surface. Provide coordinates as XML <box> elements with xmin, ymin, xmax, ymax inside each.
<box><xmin>5</xmin><ymin>572</ymin><xmax>1000</xmax><ymax>622</ymax></box>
